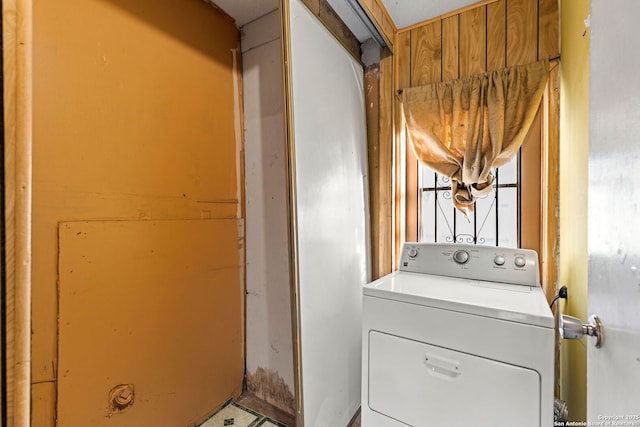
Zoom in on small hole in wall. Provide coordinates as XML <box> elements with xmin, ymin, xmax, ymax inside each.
<box><xmin>108</xmin><ymin>384</ymin><xmax>135</xmax><ymax>414</ymax></box>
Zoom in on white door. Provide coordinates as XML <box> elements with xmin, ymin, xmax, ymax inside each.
<box><xmin>588</xmin><ymin>0</ymin><xmax>640</xmax><ymax>421</ymax></box>
<box><xmin>285</xmin><ymin>0</ymin><xmax>370</xmax><ymax>425</ymax></box>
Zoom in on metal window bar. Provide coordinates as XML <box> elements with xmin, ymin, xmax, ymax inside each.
<box><xmin>418</xmin><ymin>150</ymin><xmax>521</xmax><ymax>248</ymax></box>
<box><xmin>495</xmin><ymin>167</ymin><xmax>499</xmax><ymax>246</ymax></box>
<box><xmin>517</xmin><ymin>150</ymin><xmax>522</xmax><ymax>248</ymax></box>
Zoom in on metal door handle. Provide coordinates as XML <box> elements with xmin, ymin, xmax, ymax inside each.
<box><xmin>424</xmin><ymin>353</ymin><xmax>461</xmax><ymax>379</ymax></box>
<box><xmin>559</xmin><ymin>314</ymin><xmax>603</xmax><ymax>348</ymax></box>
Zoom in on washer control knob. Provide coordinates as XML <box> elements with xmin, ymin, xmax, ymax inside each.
<box><xmin>453</xmin><ymin>250</ymin><xmax>470</xmax><ymax>264</ymax></box>
<box><xmin>514</xmin><ymin>255</ymin><xmax>527</xmax><ymax>268</ymax></box>
<box><xmin>407</xmin><ymin>248</ymin><xmax>418</xmax><ymax>258</ymax></box>
<box><xmin>494</xmin><ymin>255</ymin><xmax>505</xmax><ymax>266</ymax></box>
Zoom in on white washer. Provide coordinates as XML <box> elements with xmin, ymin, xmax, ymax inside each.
<box><xmin>362</xmin><ymin>243</ymin><xmax>554</xmax><ymax>427</ymax></box>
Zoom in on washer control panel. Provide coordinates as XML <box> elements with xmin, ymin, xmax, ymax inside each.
<box><xmin>399</xmin><ymin>243</ymin><xmax>540</xmax><ymax>287</ymax></box>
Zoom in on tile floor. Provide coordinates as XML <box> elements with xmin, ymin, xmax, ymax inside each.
<box><xmin>199</xmin><ymin>400</ymin><xmax>289</xmax><ymax>427</ymax></box>
<box><xmin>199</xmin><ymin>395</ymin><xmax>361</xmax><ymax>427</ymax></box>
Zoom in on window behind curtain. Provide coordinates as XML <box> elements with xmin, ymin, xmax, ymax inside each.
<box><xmin>418</xmin><ymin>152</ymin><xmax>520</xmax><ymax>248</ymax></box>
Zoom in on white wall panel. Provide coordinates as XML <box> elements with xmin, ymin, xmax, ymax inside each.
<box><xmin>242</xmin><ymin>10</ymin><xmax>295</xmax><ymax>413</ymax></box>
<box><xmin>288</xmin><ymin>0</ymin><xmax>370</xmax><ymax>425</ymax></box>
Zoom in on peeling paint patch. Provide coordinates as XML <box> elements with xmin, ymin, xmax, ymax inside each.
<box><xmin>246</xmin><ymin>367</ymin><xmax>295</xmax><ymax>416</ymax></box>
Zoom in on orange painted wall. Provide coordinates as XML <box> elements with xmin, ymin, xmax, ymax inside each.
<box><xmin>31</xmin><ymin>0</ymin><xmax>243</xmax><ymax>424</ymax></box>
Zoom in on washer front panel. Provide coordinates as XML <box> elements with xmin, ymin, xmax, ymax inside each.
<box><xmin>369</xmin><ymin>331</ymin><xmax>540</xmax><ymax>427</ymax></box>
<box><xmin>362</xmin><ymin>295</ymin><xmax>553</xmax><ymax>375</ymax></box>
<box><xmin>361</xmin><ymin>296</ymin><xmax>555</xmax><ymax>427</ymax></box>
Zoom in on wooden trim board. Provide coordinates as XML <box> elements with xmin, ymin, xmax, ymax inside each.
<box><xmin>3</xmin><ymin>0</ymin><xmax>33</xmax><ymax>425</ymax></box>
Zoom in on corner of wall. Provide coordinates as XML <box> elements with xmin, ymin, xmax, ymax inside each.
<box><xmin>559</xmin><ymin>0</ymin><xmax>591</xmax><ymax>422</ymax></box>
<box><xmin>241</xmin><ymin>8</ymin><xmax>296</xmax><ymax>415</ymax></box>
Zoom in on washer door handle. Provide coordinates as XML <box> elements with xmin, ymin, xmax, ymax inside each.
<box><xmin>424</xmin><ymin>353</ymin><xmax>462</xmax><ymax>379</ymax></box>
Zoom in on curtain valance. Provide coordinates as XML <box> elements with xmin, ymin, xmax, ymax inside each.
<box><xmin>400</xmin><ymin>59</ymin><xmax>549</xmax><ymax>218</ymax></box>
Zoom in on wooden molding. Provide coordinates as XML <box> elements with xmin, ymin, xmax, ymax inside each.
<box><xmin>3</xmin><ymin>0</ymin><xmax>33</xmax><ymax>425</ymax></box>
<box><xmin>366</xmin><ymin>50</ymin><xmax>394</xmax><ymax>280</ymax></box>
<box><xmin>279</xmin><ymin>1</ymin><xmax>305</xmax><ymax>425</ymax></box>
<box><xmin>541</xmin><ymin>60</ymin><xmax>560</xmax><ymax>302</ymax></box>
<box><xmin>356</xmin><ymin>0</ymin><xmax>396</xmax><ymax>50</ymax></box>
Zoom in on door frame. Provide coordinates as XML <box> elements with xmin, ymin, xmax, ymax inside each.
<box><xmin>3</xmin><ymin>0</ymin><xmax>33</xmax><ymax>425</ymax></box>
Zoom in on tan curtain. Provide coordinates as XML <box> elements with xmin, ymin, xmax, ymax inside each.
<box><xmin>401</xmin><ymin>60</ymin><xmax>549</xmax><ymax>218</ymax></box>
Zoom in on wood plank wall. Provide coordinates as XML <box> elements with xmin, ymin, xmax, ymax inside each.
<box><xmin>366</xmin><ymin>50</ymin><xmax>394</xmax><ymax>280</ymax></box>
<box><xmin>396</xmin><ymin>0</ymin><xmax>559</xmax><ymax>90</ymax></box>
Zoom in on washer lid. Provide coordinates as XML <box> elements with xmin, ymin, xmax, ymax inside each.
<box><xmin>364</xmin><ymin>271</ymin><xmax>554</xmax><ymax>328</ymax></box>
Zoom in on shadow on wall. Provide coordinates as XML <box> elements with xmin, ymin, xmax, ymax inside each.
<box><xmin>96</xmin><ymin>0</ymin><xmax>239</xmax><ymax>63</ymax></box>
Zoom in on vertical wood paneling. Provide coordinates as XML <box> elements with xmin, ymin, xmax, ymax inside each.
<box><xmin>400</xmin><ymin>0</ymin><xmax>555</xmax><ymax>85</ymax></box>
<box><xmin>379</xmin><ymin>50</ymin><xmax>394</xmax><ymax>276</ymax></box>
<box><xmin>441</xmin><ymin>16</ymin><xmax>459</xmax><ymax>81</ymax></box>
<box><xmin>487</xmin><ymin>0</ymin><xmax>507</xmax><ymax>71</ymax></box>
<box><xmin>538</xmin><ymin>0</ymin><xmax>560</xmax><ymax>60</ymax></box>
<box><xmin>411</xmin><ymin>22</ymin><xmax>441</xmax><ymax>86</ymax></box>
<box><xmin>542</xmin><ymin>62</ymin><xmax>560</xmax><ymax>301</ymax></box>
<box><xmin>460</xmin><ymin>6</ymin><xmax>487</xmax><ymax>77</ymax></box>
<box><xmin>394</xmin><ymin>31</ymin><xmax>412</xmax><ymax>263</ymax></box>
<box><xmin>395</xmin><ymin>31</ymin><xmax>411</xmax><ymax>92</ymax></box>
<box><xmin>506</xmin><ymin>0</ymin><xmax>538</xmax><ymax>66</ymax></box>
<box><xmin>365</xmin><ymin>65</ymin><xmax>381</xmax><ymax>278</ymax></box>
<box><xmin>521</xmin><ymin>108</ymin><xmax>542</xmax><ymax>256</ymax></box>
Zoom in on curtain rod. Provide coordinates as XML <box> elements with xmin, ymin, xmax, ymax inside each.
<box><xmin>396</xmin><ymin>55</ymin><xmax>561</xmax><ymax>95</ymax></box>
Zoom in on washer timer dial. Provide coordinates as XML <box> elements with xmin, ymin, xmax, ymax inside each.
<box><xmin>452</xmin><ymin>250</ymin><xmax>470</xmax><ymax>264</ymax></box>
